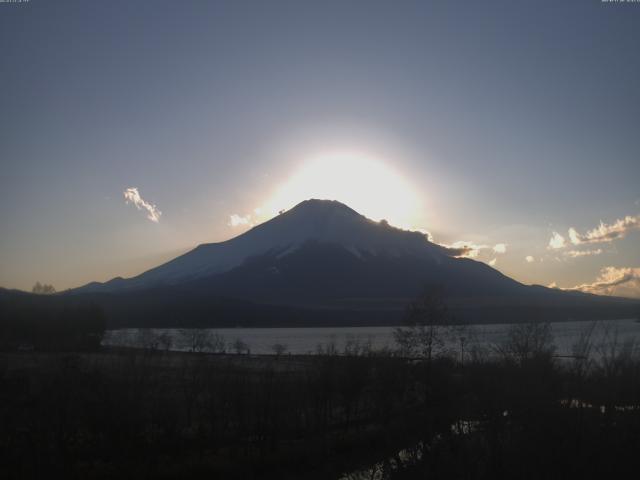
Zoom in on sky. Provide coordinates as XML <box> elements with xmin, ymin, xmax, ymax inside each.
<box><xmin>1</xmin><ymin>0</ymin><xmax>639</xmax><ymax>297</ymax></box>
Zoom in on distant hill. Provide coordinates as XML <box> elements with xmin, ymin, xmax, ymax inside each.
<box><xmin>66</xmin><ymin>199</ymin><xmax>638</xmax><ymax>327</ymax></box>
<box><xmin>0</xmin><ymin>288</ymin><xmax>105</xmax><ymax>350</ymax></box>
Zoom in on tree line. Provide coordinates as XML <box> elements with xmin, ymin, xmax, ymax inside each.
<box><xmin>0</xmin><ymin>292</ymin><xmax>105</xmax><ymax>351</ymax></box>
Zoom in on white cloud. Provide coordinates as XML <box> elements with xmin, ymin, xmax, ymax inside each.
<box><xmin>568</xmin><ymin>227</ymin><xmax>581</xmax><ymax>245</ymax></box>
<box><xmin>442</xmin><ymin>241</ymin><xmax>488</xmax><ymax>258</ymax></box>
<box><xmin>493</xmin><ymin>243</ymin><xmax>507</xmax><ymax>254</ymax></box>
<box><xmin>123</xmin><ymin>187</ymin><xmax>162</xmax><ymax>223</ymax></box>
<box><xmin>564</xmin><ymin>249</ymin><xmax>603</xmax><ymax>258</ymax></box>
<box><xmin>582</xmin><ymin>215</ymin><xmax>639</xmax><ymax>243</ymax></box>
<box><xmin>228</xmin><ymin>213</ymin><xmax>253</xmax><ymax>227</ymax></box>
<box><xmin>548</xmin><ymin>281</ymin><xmax>558</xmax><ymax>288</ymax></box>
<box><xmin>548</xmin><ymin>231</ymin><xmax>566</xmax><ymax>250</ymax></box>
<box><xmin>567</xmin><ymin>214</ymin><xmax>640</xmax><ymax>246</ymax></box>
<box><xmin>525</xmin><ymin>255</ymin><xmax>535</xmax><ymax>263</ymax></box>
<box><xmin>568</xmin><ymin>266</ymin><xmax>640</xmax><ymax>299</ymax></box>
<box><xmin>442</xmin><ymin>239</ymin><xmax>508</xmax><ymax>259</ymax></box>
<box><xmin>488</xmin><ymin>258</ymin><xmax>497</xmax><ymax>266</ymax></box>
<box><xmin>548</xmin><ymin>213</ymin><xmax>639</xmax><ymax>252</ymax></box>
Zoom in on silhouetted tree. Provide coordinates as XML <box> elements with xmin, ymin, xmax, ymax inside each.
<box><xmin>180</xmin><ymin>328</ymin><xmax>217</xmax><ymax>353</ymax></box>
<box><xmin>158</xmin><ymin>331</ymin><xmax>173</xmax><ymax>351</ymax></box>
<box><xmin>136</xmin><ymin>328</ymin><xmax>161</xmax><ymax>351</ymax></box>
<box><xmin>271</xmin><ymin>343</ymin><xmax>288</xmax><ymax>356</ymax></box>
<box><xmin>232</xmin><ymin>338</ymin><xmax>248</xmax><ymax>354</ymax></box>
<box><xmin>393</xmin><ymin>286</ymin><xmax>450</xmax><ymax>362</ymax></box>
<box><xmin>32</xmin><ymin>282</ymin><xmax>56</xmax><ymax>294</ymax></box>
<box><xmin>495</xmin><ymin>320</ymin><xmax>555</xmax><ymax>365</ymax></box>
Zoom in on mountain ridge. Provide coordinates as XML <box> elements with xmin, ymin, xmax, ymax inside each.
<box><xmin>62</xmin><ymin>199</ymin><xmax>639</xmax><ymax>327</ymax></box>
<box><xmin>75</xmin><ymin>199</ymin><xmax>452</xmax><ymax>293</ymax></box>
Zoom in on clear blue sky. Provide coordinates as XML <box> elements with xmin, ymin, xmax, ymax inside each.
<box><xmin>1</xmin><ymin>0</ymin><xmax>639</xmax><ymax>296</ymax></box>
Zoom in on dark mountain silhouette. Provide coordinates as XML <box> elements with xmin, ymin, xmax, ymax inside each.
<box><xmin>66</xmin><ymin>199</ymin><xmax>638</xmax><ymax>327</ymax></box>
<box><xmin>77</xmin><ymin>200</ymin><xmax>452</xmax><ymax>292</ymax></box>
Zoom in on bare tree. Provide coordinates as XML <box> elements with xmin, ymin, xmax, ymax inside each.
<box><xmin>571</xmin><ymin>321</ymin><xmax>598</xmax><ymax>377</ymax></box>
<box><xmin>136</xmin><ymin>328</ymin><xmax>161</xmax><ymax>351</ymax></box>
<box><xmin>393</xmin><ymin>286</ymin><xmax>449</xmax><ymax>362</ymax></box>
<box><xmin>271</xmin><ymin>343</ymin><xmax>288</xmax><ymax>356</ymax></box>
<box><xmin>180</xmin><ymin>328</ymin><xmax>214</xmax><ymax>353</ymax></box>
<box><xmin>316</xmin><ymin>335</ymin><xmax>338</xmax><ymax>356</ymax></box>
<box><xmin>158</xmin><ymin>331</ymin><xmax>173</xmax><ymax>352</ymax></box>
<box><xmin>232</xmin><ymin>338</ymin><xmax>248</xmax><ymax>354</ymax></box>
<box><xmin>209</xmin><ymin>333</ymin><xmax>226</xmax><ymax>353</ymax></box>
<box><xmin>495</xmin><ymin>321</ymin><xmax>555</xmax><ymax>365</ymax></box>
<box><xmin>32</xmin><ymin>282</ymin><xmax>56</xmax><ymax>294</ymax></box>
<box><xmin>595</xmin><ymin>324</ymin><xmax>637</xmax><ymax>379</ymax></box>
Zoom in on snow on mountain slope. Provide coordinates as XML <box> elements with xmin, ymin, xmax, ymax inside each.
<box><xmin>77</xmin><ymin>199</ymin><xmax>451</xmax><ymax>292</ymax></box>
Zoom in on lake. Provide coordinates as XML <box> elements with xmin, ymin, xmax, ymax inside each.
<box><xmin>103</xmin><ymin>318</ymin><xmax>640</xmax><ymax>357</ymax></box>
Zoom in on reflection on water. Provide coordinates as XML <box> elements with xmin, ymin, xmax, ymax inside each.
<box><xmin>103</xmin><ymin>318</ymin><xmax>640</xmax><ymax>357</ymax></box>
<box><xmin>341</xmin><ymin>399</ymin><xmax>640</xmax><ymax>480</ymax></box>
<box><xmin>339</xmin><ymin>442</ymin><xmax>426</xmax><ymax>480</ymax></box>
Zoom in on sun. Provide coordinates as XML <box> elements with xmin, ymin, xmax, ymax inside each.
<box><xmin>262</xmin><ymin>152</ymin><xmax>422</xmax><ymax>229</ymax></box>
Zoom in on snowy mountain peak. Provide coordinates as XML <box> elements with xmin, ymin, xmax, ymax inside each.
<box><xmin>284</xmin><ymin>198</ymin><xmax>361</xmax><ymax>217</ymax></box>
<box><xmin>76</xmin><ymin>199</ymin><xmax>446</xmax><ymax>292</ymax></box>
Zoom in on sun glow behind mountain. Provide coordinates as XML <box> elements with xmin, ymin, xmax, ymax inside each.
<box><xmin>263</xmin><ymin>153</ymin><xmax>423</xmax><ymax>230</ymax></box>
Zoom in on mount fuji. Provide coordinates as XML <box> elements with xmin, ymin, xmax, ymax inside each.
<box><xmin>70</xmin><ymin>199</ymin><xmax>637</xmax><ymax>327</ymax></box>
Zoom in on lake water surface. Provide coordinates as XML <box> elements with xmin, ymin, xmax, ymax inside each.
<box><xmin>103</xmin><ymin>318</ymin><xmax>640</xmax><ymax>356</ymax></box>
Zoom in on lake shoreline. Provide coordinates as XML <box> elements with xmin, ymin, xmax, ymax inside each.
<box><xmin>103</xmin><ymin>317</ymin><xmax>640</xmax><ymax>356</ymax></box>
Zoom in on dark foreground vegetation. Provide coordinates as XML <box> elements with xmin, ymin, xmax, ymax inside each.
<box><xmin>0</xmin><ymin>292</ymin><xmax>105</xmax><ymax>351</ymax></box>
<box><xmin>2</xmin><ymin>288</ymin><xmax>640</xmax><ymax>479</ymax></box>
<box><xmin>2</xmin><ymin>330</ymin><xmax>640</xmax><ymax>479</ymax></box>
